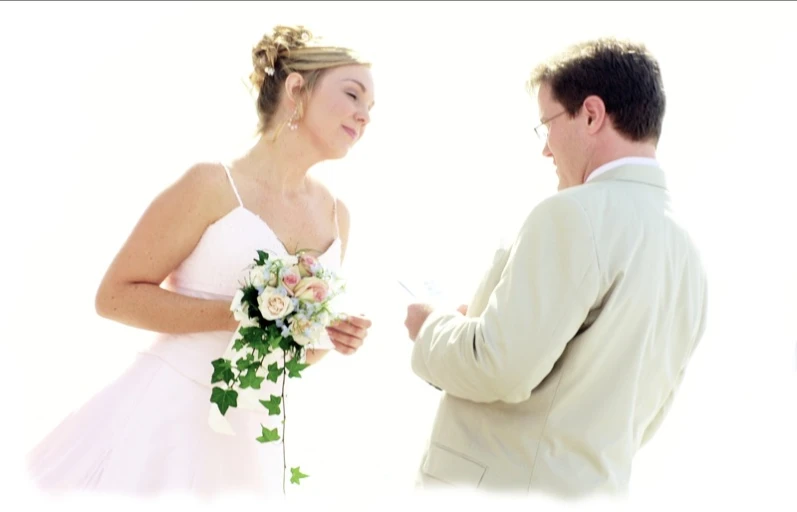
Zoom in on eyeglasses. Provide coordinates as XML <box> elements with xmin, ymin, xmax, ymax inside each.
<box><xmin>534</xmin><ymin>110</ymin><xmax>567</xmax><ymax>141</ymax></box>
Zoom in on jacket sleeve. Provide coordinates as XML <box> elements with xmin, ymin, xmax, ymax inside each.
<box><xmin>411</xmin><ymin>195</ymin><xmax>601</xmax><ymax>403</ymax></box>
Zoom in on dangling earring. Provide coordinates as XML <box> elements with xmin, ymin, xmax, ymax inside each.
<box><xmin>288</xmin><ymin>106</ymin><xmax>300</xmax><ymax>131</ymax></box>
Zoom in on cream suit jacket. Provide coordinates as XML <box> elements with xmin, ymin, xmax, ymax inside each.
<box><xmin>411</xmin><ymin>164</ymin><xmax>708</xmax><ymax>498</ymax></box>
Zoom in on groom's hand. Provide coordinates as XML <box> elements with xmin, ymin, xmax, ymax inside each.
<box><xmin>405</xmin><ymin>303</ymin><xmax>469</xmax><ymax>341</ymax></box>
<box><xmin>326</xmin><ymin>314</ymin><xmax>372</xmax><ymax>355</ymax></box>
<box><xmin>404</xmin><ymin>303</ymin><xmax>436</xmax><ymax>341</ymax></box>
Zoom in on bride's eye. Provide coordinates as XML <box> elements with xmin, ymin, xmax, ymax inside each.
<box><xmin>346</xmin><ymin>92</ymin><xmax>358</xmax><ymax>100</ymax></box>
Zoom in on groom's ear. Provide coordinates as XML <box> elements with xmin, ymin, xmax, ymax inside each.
<box><xmin>582</xmin><ymin>95</ymin><xmax>606</xmax><ymax>134</ymax></box>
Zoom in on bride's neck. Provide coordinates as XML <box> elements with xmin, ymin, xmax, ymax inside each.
<box><xmin>239</xmin><ymin>133</ymin><xmax>320</xmax><ymax>195</ymax></box>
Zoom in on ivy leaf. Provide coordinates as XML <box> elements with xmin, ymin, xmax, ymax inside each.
<box><xmin>259</xmin><ymin>395</ymin><xmax>281</xmax><ymax>415</ymax></box>
<box><xmin>255</xmin><ymin>250</ymin><xmax>269</xmax><ymax>265</ymax></box>
<box><xmin>210</xmin><ymin>359</ymin><xmax>234</xmax><ymax>384</ymax></box>
<box><xmin>236</xmin><ymin>357</ymin><xmax>252</xmax><ymax>372</ymax></box>
<box><xmin>240</xmin><ymin>326</ymin><xmax>264</xmax><ymax>346</ymax></box>
<box><xmin>239</xmin><ymin>368</ymin><xmax>265</xmax><ymax>390</ymax></box>
<box><xmin>242</xmin><ymin>286</ymin><xmax>260</xmax><ymax>311</ymax></box>
<box><xmin>279</xmin><ymin>336</ymin><xmax>294</xmax><ymax>352</ymax></box>
<box><xmin>285</xmin><ymin>358</ymin><xmax>309</xmax><ymax>379</ymax></box>
<box><xmin>267</xmin><ymin>362</ymin><xmax>282</xmax><ymax>383</ymax></box>
<box><xmin>232</xmin><ymin>338</ymin><xmax>245</xmax><ymax>351</ymax></box>
<box><xmin>290</xmin><ymin>466</ymin><xmax>309</xmax><ymax>484</ymax></box>
<box><xmin>256</xmin><ymin>425</ymin><xmax>280</xmax><ymax>443</ymax></box>
<box><xmin>267</xmin><ymin>331</ymin><xmax>282</xmax><ymax>350</ymax></box>
<box><xmin>251</xmin><ymin>339</ymin><xmax>269</xmax><ymax>359</ymax></box>
<box><xmin>210</xmin><ymin>387</ymin><xmax>238</xmax><ymax>415</ymax></box>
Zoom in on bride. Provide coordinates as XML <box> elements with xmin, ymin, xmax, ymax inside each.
<box><xmin>26</xmin><ymin>24</ymin><xmax>374</xmax><ymax>499</ymax></box>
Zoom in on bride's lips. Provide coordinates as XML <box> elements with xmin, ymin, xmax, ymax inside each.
<box><xmin>342</xmin><ymin>126</ymin><xmax>357</xmax><ymax>139</ymax></box>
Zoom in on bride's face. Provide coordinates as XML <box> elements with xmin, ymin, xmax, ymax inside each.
<box><xmin>301</xmin><ymin>65</ymin><xmax>375</xmax><ymax>160</ymax></box>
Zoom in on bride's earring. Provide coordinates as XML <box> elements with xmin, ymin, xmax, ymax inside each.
<box><xmin>288</xmin><ymin>106</ymin><xmax>300</xmax><ymax>131</ymax></box>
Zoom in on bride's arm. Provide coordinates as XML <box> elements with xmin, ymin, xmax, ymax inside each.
<box><xmin>94</xmin><ymin>163</ymin><xmax>240</xmax><ymax>334</ymax></box>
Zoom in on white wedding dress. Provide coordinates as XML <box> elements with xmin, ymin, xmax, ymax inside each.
<box><xmin>26</xmin><ymin>163</ymin><xmax>340</xmax><ymax>499</ymax></box>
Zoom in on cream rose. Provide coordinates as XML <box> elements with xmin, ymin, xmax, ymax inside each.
<box><xmin>290</xmin><ymin>317</ymin><xmax>321</xmax><ymax>346</ymax></box>
<box><xmin>293</xmin><ymin>277</ymin><xmax>329</xmax><ymax>303</ymax></box>
<box><xmin>249</xmin><ymin>266</ymin><xmax>276</xmax><ymax>289</ymax></box>
<box><xmin>257</xmin><ymin>287</ymin><xmax>295</xmax><ymax>320</ymax></box>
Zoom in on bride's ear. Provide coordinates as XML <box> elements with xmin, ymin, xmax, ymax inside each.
<box><xmin>284</xmin><ymin>72</ymin><xmax>306</xmax><ymax>106</ymax></box>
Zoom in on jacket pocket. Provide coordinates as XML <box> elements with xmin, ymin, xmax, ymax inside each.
<box><xmin>421</xmin><ymin>442</ymin><xmax>487</xmax><ymax>487</ymax></box>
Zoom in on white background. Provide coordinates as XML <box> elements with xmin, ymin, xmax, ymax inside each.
<box><xmin>3</xmin><ymin>1</ymin><xmax>796</xmax><ymax>509</ymax></box>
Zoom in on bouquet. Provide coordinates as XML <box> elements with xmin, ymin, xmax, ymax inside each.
<box><xmin>208</xmin><ymin>249</ymin><xmax>345</xmax><ymax>493</ymax></box>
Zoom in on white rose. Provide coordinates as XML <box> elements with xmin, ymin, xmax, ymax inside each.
<box><xmin>230</xmin><ymin>289</ymin><xmax>250</xmax><ymax>322</ymax></box>
<box><xmin>281</xmin><ymin>255</ymin><xmax>299</xmax><ymax>267</ymax></box>
<box><xmin>257</xmin><ymin>287</ymin><xmax>295</xmax><ymax>320</ymax></box>
<box><xmin>249</xmin><ymin>266</ymin><xmax>272</xmax><ymax>289</ymax></box>
<box><xmin>231</xmin><ymin>289</ymin><xmax>245</xmax><ymax>311</ymax></box>
<box><xmin>238</xmin><ymin>315</ymin><xmax>260</xmax><ymax>328</ymax></box>
<box><xmin>290</xmin><ymin>317</ymin><xmax>322</xmax><ymax>346</ymax></box>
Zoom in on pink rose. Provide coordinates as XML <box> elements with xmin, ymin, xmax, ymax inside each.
<box><xmin>297</xmin><ymin>253</ymin><xmax>318</xmax><ymax>277</ymax></box>
<box><xmin>282</xmin><ymin>266</ymin><xmax>301</xmax><ymax>293</ymax></box>
<box><xmin>293</xmin><ymin>277</ymin><xmax>329</xmax><ymax>303</ymax></box>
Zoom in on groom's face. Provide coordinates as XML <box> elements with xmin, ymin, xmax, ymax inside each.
<box><xmin>537</xmin><ymin>83</ymin><xmax>586</xmax><ymax>191</ymax></box>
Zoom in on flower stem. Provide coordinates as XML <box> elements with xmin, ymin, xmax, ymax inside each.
<box><xmin>281</xmin><ymin>351</ymin><xmax>287</xmax><ymax>495</ymax></box>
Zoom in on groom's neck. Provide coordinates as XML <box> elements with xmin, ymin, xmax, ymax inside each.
<box><xmin>584</xmin><ymin>138</ymin><xmax>657</xmax><ymax>178</ymax></box>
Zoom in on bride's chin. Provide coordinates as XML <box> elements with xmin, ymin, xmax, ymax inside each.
<box><xmin>324</xmin><ymin>145</ymin><xmax>351</xmax><ymax>161</ymax></box>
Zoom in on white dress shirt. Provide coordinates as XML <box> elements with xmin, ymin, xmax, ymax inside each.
<box><xmin>585</xmin><ymin>157</ymin><xmax>660</xmax><ymax>183</ymax></box>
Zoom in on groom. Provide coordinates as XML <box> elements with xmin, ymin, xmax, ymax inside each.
<box><xmin>404</xmin><ymin>38</ymin><xmax>708</xmax><ymax>499</ymax></box>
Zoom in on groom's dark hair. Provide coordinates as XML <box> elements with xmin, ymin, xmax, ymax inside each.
<box><xmin>527</xmin><ymin>37</ymin><xmax>666</xmax><ymax>144</ymax></box>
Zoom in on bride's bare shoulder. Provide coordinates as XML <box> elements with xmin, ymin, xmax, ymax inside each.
<box><xmin>161</xmin><ymin>162</ymin><xmax>238</xmax><ymax>217</ymax></box>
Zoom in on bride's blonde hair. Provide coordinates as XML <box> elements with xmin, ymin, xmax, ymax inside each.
<box><xmin>249</xmin><ymin>25</ymin><xmax>370</xmax><ymax>135</ymax></box>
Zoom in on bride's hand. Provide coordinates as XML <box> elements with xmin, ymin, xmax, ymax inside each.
<box><xmin>326</xmin><ymin>314</ymin><xmax>372</xmax><ymax>355</ymax></box>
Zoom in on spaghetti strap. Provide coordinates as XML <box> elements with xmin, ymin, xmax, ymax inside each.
<box><xmin>220</xmin><ymin>162</ymin><xmax>244</xmax><ymax>207</ymax></box>
<box><xmin>331</xmin><ymin>195</ymin><xmax>340</xmax><ymax>238</ymax></box>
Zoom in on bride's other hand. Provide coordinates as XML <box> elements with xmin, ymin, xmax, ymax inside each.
<box><xmin>326</xmin><ymin>314</ymin><xmax>372</xmax><ymax>355</ymax></box>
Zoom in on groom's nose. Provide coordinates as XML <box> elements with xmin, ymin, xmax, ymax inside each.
<box><xmin>542</xmin><ymin>141</ymin><xmax>553</xmax><ymax>158</ymax></box>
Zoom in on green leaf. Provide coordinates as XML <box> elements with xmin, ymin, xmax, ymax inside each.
<box><xmin>285</xmin><ymin>358</ymin><xmax>310</xmax><ymax>379</ymax></box>
<box><xmin>239</xmin><ymin>368</ymin><xmax>265</xmax><ymax>390</ymax></box>
<box><xmin>255</xmin><ymin>250</ymin><xmax>269</xmax><ymax>265</ymax></box>
<box><xmin>266</xmin><ymin>362</ymin><xmax>283</xmax><ymax>383</ymax></box>
<box><xmin>210</xmin><ymin>387</ymin><xmax>238</xmax><ymax>415</ymax></box>
<box><xmin>232</xmin><ymin>338</ymin><xmax>245</xmax><ymax>351</ymax></box>
<box><xmin>251</xmin><ymin>339</ymin><xmax>269</xmax><ymax>359</ymax></box>
<box><xmin>259</xmin><ymin>395</ymin><xmax>281</xmax><ymax>415</ymax></box>
<box><xmin>256</xmin><ymin>425</ymin><xmax>280</xmax><ymax>443</ymax></box>
<box><xmin>236</xmin><ymin>357</ymin><xmax>252</xmax><ymax>372</ymax></box>
<box><xmin>210</xmin><ymin>358</ymin><xmax>234</xmax><ymax>384</ymax></box>
<box><xmin>240</xmin><ymin>326</ymin><xmax>265</xmax><ymax>345</ymax></box>
<box><xmin>242</xmin><ymin>286</ymin><xmax>260</xmax><ymax>310</ymax></box>
<box><xmin>279</xmin><ymin>336</ymin><xmax>294</xmax><ymax>352</ymax></box>
<box><xmin>290</xmin><ymin>466</ymin><xmax>309</xmax><ymax>484</ymax></box>
<box><xmin>267</xmin><ymin>331</ymin><xmax>282</xmax><ymax>350</ymax></box>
